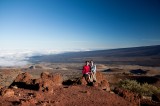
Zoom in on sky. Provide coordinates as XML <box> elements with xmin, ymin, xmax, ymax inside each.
<box><xmin>0</xmin><ymin>0</ymin><xmax>160</xmax><ymax>51</ymax></box>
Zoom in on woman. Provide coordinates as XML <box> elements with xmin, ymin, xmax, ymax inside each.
<box><xmin>90</xmin><ymin>60</ymin><xmax>96</xmax><ymax>82</ymax></box>
<box><xmin>82</xmin><ymin>61</ymin><xmax>92</xmax><ymax>83</ymax></box>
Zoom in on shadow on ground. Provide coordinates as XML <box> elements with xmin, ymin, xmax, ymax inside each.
<box><xmin>127</xmin><ymin>76</ymin><xmax>159</xmax><ymax>84</ymax></box>
<box><xmin>130</xmin><ymin>69</ymin><xmax>147</xmax><ymax>75</ymax></box>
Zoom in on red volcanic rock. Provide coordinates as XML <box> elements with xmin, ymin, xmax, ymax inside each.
<box><xmin>114</xmin><ymin>87</ymin><xmax>140</xmax><ymax>105</ymax></box>
<box><xmin>96</xmin><ymin>72</ymin><xmax>105</xmax><ymax>83</ymax></box>
<box><xmin>75</xmin><ymin>72</ymin><xmax>110</xmax><ymax>91</ymax></box>
<box><xmin>41</xmin><ymin>72</ymin><xmax>62</xmax><ymax>86</ymax></box>
<box><xmin>10</xmin><ymin>72</ymin><xmax>34</xmax><ymax>89</ymax></box>
<box><xmin>94</xmin><ymin>72</ymin><xmax>110</xmax><ymax>91</ymax></box>
<box><xmin>14</xmin><ymin>72</ymin><xmax>32</xmax><ymax>84</ymax></box>
<box><xmin>98</xmin><ymin>80</ymin><xmax>110</xmax><ymax>91</ymax></box>
<box><xmin>41</xmin><ymin>71</ymin><xmax>50</xmax><ymax>79</ymax></box>
<box><xmin>50</xmin><ymin>74</ymin><xmax>63</xmax><ymax>86</ymax></box>
<box><xmin>152</xmin><ymin>93</ymin><xmax>160</xmax><ymax>102</ymax></box>
<box><xmin>77</xmin><ymin>77</ymin><xmax>88</xmax><ymax>85</ymax></box>
<box><xmin>10</xmin><ymin>72</ymin><xmax>63</xmax><ymax>92</ymax></box>
<box><xmin>35</xmin><ymin>72</ymin><xmax>63</xmax><ymax>92</ymax></box>
<box><xmin>0</xmin><ymin>88</ymin><xmax>14</xmax><ymax>97</ymax></box>
<box><xmin>35</xmin><ymin>78</ymin><xmax>54</xmax><ymax>92</ymax></box>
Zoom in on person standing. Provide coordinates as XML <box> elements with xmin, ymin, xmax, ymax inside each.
<box><xmin>90</xmin><ymin>60</ymin><xmax>96</xmax><ymax>82</ymax></box>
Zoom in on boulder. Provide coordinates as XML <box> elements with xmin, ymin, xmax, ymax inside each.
<box><xmin>75</xmin><ymin>72</ymin><xmax>110</xmax><ymax>91</ymax></box>
<box><xmin>10</xmin><ymin>72</ymin><xmax>63</xmax><ymax>92</ymax></box>
<box><xmin>50</xmin><ymin>74</ymin><xmax>63</xmax><ymax>86</ymax></box>
<box><xmin>96</xmin><ymin>72</ymin><xmax>105</xmax><ymax>83</ymax></box>
<box><xmin>38</xmin><ymin>73</ymin><xmax>63</xmax><ymax>92</ymax></box>
<box><xmin>35</xmin><ymin>78</ymin><xmax>54</xmax><ymax>92</ymax></box>
<box><xmin>14</xmin><ymin>72</ymin><xmax>32</xmax><ymax>84</ymax></box>
<box><xmin>41</xmin><ymin>72</ymin><xmax>62</xmax><ymax>86</ymax></box>
<box><xmin>10</xmin><ymin>72</ymin><xmax>35</xmax><ymax>90</ymax></box>
<box><xmin>98</xmin><ymin>80</ymin><xmax>110</xmax><ymax>91</ymax></box>
<box><xmin>34</xmin><ymin>72</ymin><xmax>63</xmax><ymax>92</ymax></box>
<box><xmin>94</xmin><ymin>72</ymin><xmax>110</xmax><ymax>91</ymax></box>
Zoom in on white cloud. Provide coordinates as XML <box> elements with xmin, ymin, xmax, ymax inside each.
<box><xmin>0</xmin><ymin>49</ymin><xmax>90</xmax><ymax>67</ymax></box>
<box><xmin>0</xmin><ymin>50</ymin><xmax>62</xmax><ymax>67</ymax></box>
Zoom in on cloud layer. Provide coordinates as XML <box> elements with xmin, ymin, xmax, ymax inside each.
<box><xmin>0</xmin><ymin>50</ymin><xmax>62</xmax><ymax>67</ymax></box>
<box><xmin>0</xmin><ymin>49</ymin><xmax>90</xmax><ymax>67</ymax></box>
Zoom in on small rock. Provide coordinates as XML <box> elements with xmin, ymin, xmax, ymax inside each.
<box><xmin>29</xmin><ymin>66</ymin><xmax>35</xmax><ymax>69</ymax></box>
<box><xmin>0</xmin><ymin>88</ymin><xmax>14</xmax><ymax>97</ymax></box>
<box><xmin>11</xmin><ymin>85</ymin><xmax>18</xmax><ymax>89</ymax></box>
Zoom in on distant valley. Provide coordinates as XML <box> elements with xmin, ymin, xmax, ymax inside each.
<box><xmin>29</xmin><ymin>45</ymin><xmax>160</xmax><ymax>66</ymax></box>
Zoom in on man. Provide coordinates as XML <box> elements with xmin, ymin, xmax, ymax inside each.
<box><xmin>90</xmin><ymin>60</ymin><xmax>96</xmax><ymax>82</ymax></box>
<box><xmin>82</xmin><ymin>61</ymin><xmax>91</xmax><ymax>83</ymax></box>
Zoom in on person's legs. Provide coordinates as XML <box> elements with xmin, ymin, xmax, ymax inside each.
<box><xmin>89</xmin><ymin>72</ymin><xmax>93</xmax><ymax>82</ymax></box>
<box><xmin>84</xmin><ymin>74</ymin><xmax>90</xmax><ymax>83</ymax></box>
<box><xmin>93</xmin><ymin>72</ymin><xmax>96</xmax><ymax>82</ymax></box>
<box><xmin>83</xmin><ymin>74</ymin><xmax>93</xmax><ymax>86</ymax></box>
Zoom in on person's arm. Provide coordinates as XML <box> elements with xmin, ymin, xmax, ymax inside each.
<box><xmin>93</xmin><ymin>65</ymin><xmax>96</xmax><ymax>72</ymax></box>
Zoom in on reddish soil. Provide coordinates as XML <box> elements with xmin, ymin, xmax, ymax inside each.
<box><xmin>114</xmin><ymin>87</ymin><xmax>141</xmax><ymax>106</ymax></box>
<box><xmin>0</xmin><ymin>85</ymin><xmax>134</xmax><ymax>106</ymax></box>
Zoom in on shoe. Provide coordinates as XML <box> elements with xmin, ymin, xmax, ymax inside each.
<box><xmin>93</xmin><ymin>80</ymin><xmax>96</xmax><ymax>82</ymax></box>
<box><xmin>87</xmin><ymin>82</ymin><xmax>93</xmax><ymax>86</ymax></box>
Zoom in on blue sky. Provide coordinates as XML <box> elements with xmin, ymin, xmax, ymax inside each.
<box><xmin>0</xmin><ymin>0</ymin><xmax>160</xmax><ymax>51</ymax></box>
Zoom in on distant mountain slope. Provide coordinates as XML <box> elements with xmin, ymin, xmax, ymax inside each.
<box><xmin>29</xmin><ymin>45</ymin><xmax>160</xmax><ymax>66</ymax></box>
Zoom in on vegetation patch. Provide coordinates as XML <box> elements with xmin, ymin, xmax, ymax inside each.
<box><xmin>118</xmin><ymin>79</ymin><xmax>160</xmax><ymax>96</ymax></box>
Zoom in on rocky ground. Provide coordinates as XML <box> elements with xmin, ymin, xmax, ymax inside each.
<box><xmin>0</xmin><ymin>63</ymin><xmax>160</xmax><ymax>106</ymax></box>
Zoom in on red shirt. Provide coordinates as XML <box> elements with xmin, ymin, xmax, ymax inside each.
<box><xmin>82</xmin><ymin>65</ymin><xmax>91</xmax><ymax>74</ymax></box>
